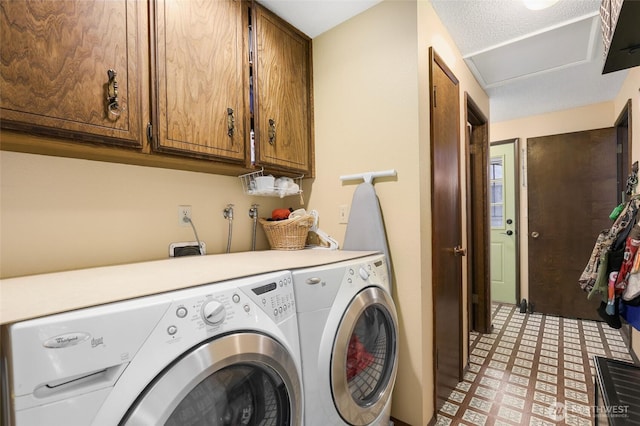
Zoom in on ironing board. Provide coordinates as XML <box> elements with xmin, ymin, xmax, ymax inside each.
<box><xmin>340</xmin><ymin>170</ymin><xmax>395</xmax><ymax>289</ymax></box>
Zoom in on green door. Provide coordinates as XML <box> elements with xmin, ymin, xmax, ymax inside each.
<box><xmin>490</xmin><ymin>143</ymin><xmax>517</xmax><ymax>304</ymax></box>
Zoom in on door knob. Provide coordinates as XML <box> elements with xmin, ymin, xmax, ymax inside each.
<box><xmin>531</xmin><ymin>231</ymin><xmax>540</xmax><ymax>238</ymax></box>
<box><xmin>501</xmin><ymin>230</ymin><xmax>514</xmax><ymax>236</ymax></box>
<box><xmin>453</xmin><ymin>246</ymin><xmax>466</xmax><ymax>256</ymax></box>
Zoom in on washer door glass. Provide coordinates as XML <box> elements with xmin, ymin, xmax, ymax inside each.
<box><xmin>331</xmin><ymin>287</ymin><xmax>398</xmax><ymax>425</ymax></box>
<box><xmin>122</xmin><ymin>333</ymin><xmax>301</xmax><ymax>426</ymax></box>
<box><xmin>166</xmin><ymin>364</ymin><xmax>288</xmax><ymax>426</ymax></box>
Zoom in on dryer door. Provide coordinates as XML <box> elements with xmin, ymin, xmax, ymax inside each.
<box><xmin>121</xmin><ymin>333</ymin><xmax>302</xmax><ymax>426</ymax></box>
<box><xmin>331</xmin><ymin>287</ymin><xmax>399</xmax><ymax>425</ymax></box>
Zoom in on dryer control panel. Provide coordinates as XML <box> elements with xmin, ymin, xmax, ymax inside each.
<box><xmin>240</xmin><ymin>273</ymin><xmax>296</xmax><ymax>324</ymax></box>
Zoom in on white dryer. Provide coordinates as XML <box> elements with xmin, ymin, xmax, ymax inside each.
<box><xmin>1</xmin><ymin>271</ymin><xmax>303</xmax><ymax>426</ymax></box>
<box><xmin>291</xmin><ymin>254</ymin><xmax>398</xmax><ymax>426</ymax></box>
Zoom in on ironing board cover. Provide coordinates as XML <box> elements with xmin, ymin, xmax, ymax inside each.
<box><xmin>343</xmin><ymin>182</ymin><xmax>392</xmax><ymax>289</ymax></box>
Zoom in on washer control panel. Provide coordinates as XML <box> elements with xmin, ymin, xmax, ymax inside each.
<box><xmin>345</xmin><ymin>255</ymin><xmax>388</xmax><ymax>287</ymax></box>
<box><xmin>152</xmin><ymin>271</ymin><xmax>295</xmax><ymax>345</ymax></box>
<box><xmin>240</xmin><ymin>273</ymin><xmax>295</xmax><ymax>324</ymax></box>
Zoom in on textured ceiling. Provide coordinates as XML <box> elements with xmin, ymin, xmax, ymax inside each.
<box><xmin>431</xmin><ymin>0</ymin><xmax>601</xmax><ymax>54</ymax></box>
<box><xmin>258</xmin><ymin>0</ymin><xmax>629</xmax><ymax>123</ymax></box>
<box><xmin>429</xmin><ymin>0</ymin><xmax>628</xmax><ymax>122</ymax></box>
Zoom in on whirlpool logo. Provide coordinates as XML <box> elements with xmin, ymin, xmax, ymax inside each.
<box><xmin>43</xmin><ymin>332</ymin><xmax>94</xmax><ymax>349</ymax></box>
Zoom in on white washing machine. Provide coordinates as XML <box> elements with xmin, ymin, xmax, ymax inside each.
<box><xmin>1</xmin><ymin>271</ymin><xmax>303</xmax><ymax>426</ymax></box>
<box><xmin>292</xmin><ymin>254</ymin><xmax>398</xmax><ymax>426</ymax></box>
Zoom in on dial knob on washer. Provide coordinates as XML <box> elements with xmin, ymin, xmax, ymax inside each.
<box><xmin>202</xmin><ymin>300</ymin><xmax>226</xmax><ymax>325</ymax></box>
<box><xmin>359</xmin><ymin>267</ymin><xmax>370</xmax><ymax>280</ymax></box>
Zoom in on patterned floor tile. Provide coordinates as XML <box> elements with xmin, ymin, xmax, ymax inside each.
<box><xmin>462</xmin><ymin>409</ymin><xmax>488</xmax><ymax>426</ymax></box>
<box><xmin>435</xmin><ymin>302</ymin><xmax>635</xmax><ymax>426</ymax></box>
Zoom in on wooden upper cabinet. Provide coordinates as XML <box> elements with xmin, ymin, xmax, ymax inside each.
<box><xmin>253</xmin><ymin>4</ymin><xmax>313</xmax><ymax>175</ymax></box>
<box><xmin>152</xmin><ymin>0</ymin><xmax>247</xmax><ymax>162</ymax></box>
<box><xmin>0</xmin><ymin>0</ymin><xmax>144</xmax><ymax>147</ymax></box>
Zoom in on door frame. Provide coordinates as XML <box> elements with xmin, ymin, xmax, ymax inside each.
<box><xmin>464</xmin><ymin>93</ymin><xmax>491</xmax><ymax>335</ymax></box>
<box><xmin>489</xmin><ymin>138</ymin><xmax>521</xmax><ymax>307</ymax></box>
<box><xmin>615</xmin><ymin>99</ymin><xmax>632</xmax><ymax>203</ymax></box>
<box><xmin>615</xmin><ymin>99</ymin><xmax>633</xmax><ymax>351</ymax></box>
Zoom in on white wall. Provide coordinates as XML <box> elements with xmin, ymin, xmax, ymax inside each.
<box><xmin>0</xmin><ymin>150</ymin><xmax>290</xmax><ymax>278</ymax></box>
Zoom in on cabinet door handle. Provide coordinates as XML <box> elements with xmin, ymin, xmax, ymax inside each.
<box><xmin>268</xmin><ymin>118</ymin><xmax>276</xmax><ymax>145</ymax></box>
<box><xmin>227</xmin><ymin>108</ymin><xmax>235</xmax><ymax>137</ymax></box>
<box><xmin>106</xmin><ymin>69</ymin><xmax>121</xmax><ymax>118</ymax></box>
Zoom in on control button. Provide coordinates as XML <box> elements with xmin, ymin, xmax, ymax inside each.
<box><xmin>283</xmin><ymin>304</ymin><xmax>287</xmax><ymax>311</ymax></box>
<box><xmin>279</xmin><ymin>307</ymin><xmax>283</xmax><ymax>314</ymax></box>
<box><xmin>167</xmin><ymin>325</ymin><xmax>178</xmax><ymax>336</ymax></box>
<box><xmin>359</xmin><ymin>267</ymin><xmax>370</xmax><ymax>280</ymax></box>
<box><xmin>349</xmin><ymin>268</ymin><xmax>355</xmax><ymax>275</ymax></box>
<box><xmin>176</xmin><ymin>307</ymin><xmax>188</xmax><ymax>318</ymax></box>
<box><xmin>232</xmin><ymin>294</ymin><xmax>241</xmax><ymax>304</ymax></box>
<box><xmin>274</xmin><ymin>308</ymin><xmax>278</xmax><ymax>316</ymax></box>
<box><xmin>279</xmin><ymin>280</ymin><xmax>283</xmax><ymax>287</ymax></box>
<box><xmin>348</xmin><ymin>278</ymin><xmax>353</xmax><ymax>284</ymax></box>
<box><xmin>202</xmin><ymin>300</ymin><xmax>226</xmax><ymax>325</ymax></box>
<box><xmin>262</xmin><ymin>298</ymin><xmax>267</xmax><ymax>305</ymax></box>
<box><xmin>243</xmin><ymin>304</ymin><xmax>251</xmax><ymax>313</ymax></box>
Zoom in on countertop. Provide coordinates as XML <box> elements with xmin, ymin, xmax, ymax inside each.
<box><xmin>0</xmin><ymin>250</ymin><xmax>377</xmax><ymax>325</ymax></box>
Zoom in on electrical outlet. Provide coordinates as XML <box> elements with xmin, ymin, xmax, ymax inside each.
<box><xmin>338</xmin><ymin>204</ymin><xmax>349</xmax><ymax>224</ymax></box>
<box><xmin>178</xmin><ymin>205</ymin><xmax>192</xmax><ymax>226</ymax></box>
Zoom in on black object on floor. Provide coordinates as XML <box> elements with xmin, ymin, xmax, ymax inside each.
<box><xmin>519</xmin><ymin>299</ymin><xmax>528</xmax><ymax>313</ymax></box>
<box><xmin>598</xmin><ymin>301</ymin><xmax>622</xmax><ymax>329</ymax></box>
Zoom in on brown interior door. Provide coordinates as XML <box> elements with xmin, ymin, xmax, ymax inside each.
<box><xmin>430</xmin><ymin>48</ymin><xmax>463</xmax><ymax>411</ymax></box>
<box><xmin>528</xmin><ymin>127</ymin><xmax>617</xmax><ymax>320</ymax></box>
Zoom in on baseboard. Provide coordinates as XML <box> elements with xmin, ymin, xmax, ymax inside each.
<box><xmin>390</xmin><ymin>417</ymin><xmax>412</xmax><ymax>426</ymax></box>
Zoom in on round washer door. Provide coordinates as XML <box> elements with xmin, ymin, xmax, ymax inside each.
<box><xmin>122</xmin><ymin>333</ymin><xmax>302</xmax><ymax>426</ymax></box>
<box><xmin>331</xmin><ymin>286</ymin><xmax>399</xmax><ymax>425</ymax></box>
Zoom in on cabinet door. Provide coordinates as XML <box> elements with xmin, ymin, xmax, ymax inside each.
<box><xmin>0</xmin><ymin>0</ymin><xmax>144</xmax><ymax>147</ymax></box>
<box><xmin>253</xmin><ymin>5</ymin><xmax>313</xmax><ymax>175</ymax></box>
<box><xmin>153</xmin><ymin>0</ymin><xmax>246</xmax><ymax>161</ymax></box>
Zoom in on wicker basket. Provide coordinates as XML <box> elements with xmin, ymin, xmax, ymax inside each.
<box><xmin>259</xmin><ymin>215</ymin><xmax>314</xmax><ymax>250</ymax></box>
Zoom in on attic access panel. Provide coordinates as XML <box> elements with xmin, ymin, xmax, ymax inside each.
<box><xmin>464</xmin><ymin>15</ymin><xmax>598</xmax><ymax>88</ymax></box>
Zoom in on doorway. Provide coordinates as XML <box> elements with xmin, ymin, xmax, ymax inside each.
<box><xmin>614</xmin><ymin>99</ymin><xmax>633</xmax><ymax>347</ymax></box>
<box><xmin>489</xmin><ymin>139</ymin><xmax>519</xmax><ymax>305</ymax></box>
<box><xmin>465</xmin><ymin>94</ymin><xmax>490</xmax><ymax>334</ymax></box>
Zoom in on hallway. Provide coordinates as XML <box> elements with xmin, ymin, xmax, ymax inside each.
<box><xmin>435</xmin><ymin>303</ymin><xmax>635</xmax><ymax>425</ymax></box>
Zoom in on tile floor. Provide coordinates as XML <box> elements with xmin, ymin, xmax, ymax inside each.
<box><xmin>435</xmin><ymin>303</ymin><xmax>635</xmax><ymax>426</ymax></box>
